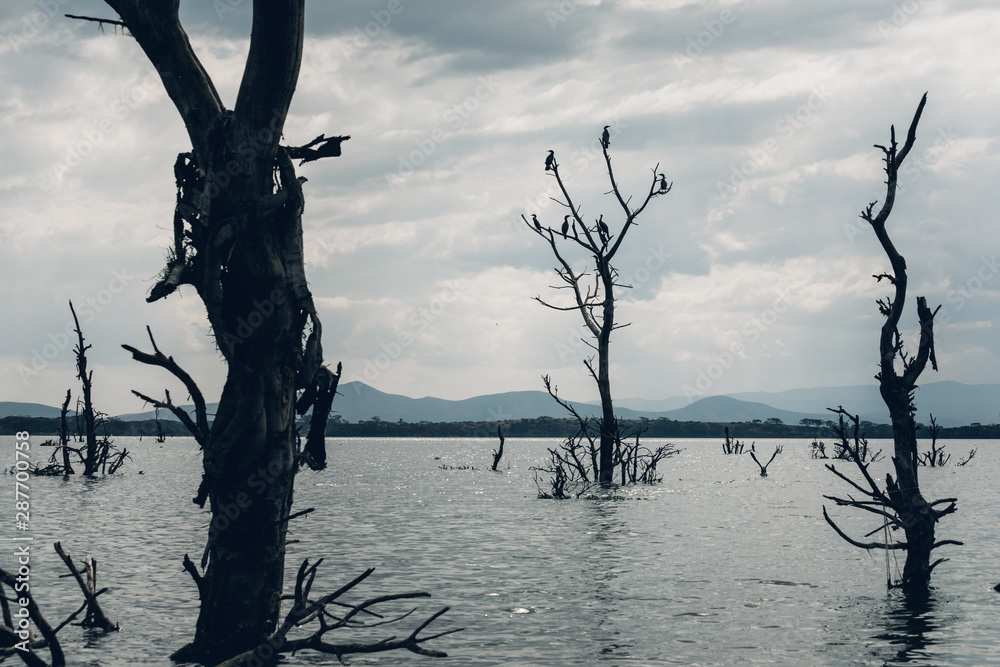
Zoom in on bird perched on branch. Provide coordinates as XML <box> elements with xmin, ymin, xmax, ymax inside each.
<box><xmin>601</xmin><ymin>125</ymin><xmax>610</xmax><ymax>150</ymax></box>
<box><xmin>657</xmin><ymin>173</ymin><xmax>669</xmax><ymax>193</ymax></box>
<box><xmin>531</xmin><ymin>214</ymin><xmax>542</xmax><ymax>232</ymax></box>
<box><xmin>561</xmin><ymin>216</ymin><xmax>570</xmax><ymax>237</ymax></box>
<box><xmin>597</xmin><ymin>214</ymin><xmax>610</xmax><ymax>239</ymax></box>
<box><xmin>545</xmin><ymin>150</ymin><xmax>556</xmax><ymax>172</ymax></box>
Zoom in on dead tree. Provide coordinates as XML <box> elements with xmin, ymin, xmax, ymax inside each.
<box><xmin>491</xmin><ymin>425</ymin><xmax>505</xmax><ymax>471</ymax></box>
<box><xmin>38</xmin><ymin>391</ymin><xmax>75</xmax><ymax>476</ymax></box>
<box><xmin>524</xmin><ymin>132</ymin><xmax>672</xmax><ymax>484</ymax></box>
<box><xmin>722</xmin><ymin>426</ymin><xmax>746</xmax><ymax>454</ymax></box>
<box><xmin>213</xmin><ymin>561</ymin><xmax>461</xmax><ymax>666</ymax></box>
<box><xmin>73</xmin><ymin>4</ymin><xmax>452</xmax><ymax>660</ymax></box>
<box><xmin>823</xmin><ymin>94</ymin><xmax>960</xmax><ymax>592</ymax></box>
<box><xmin>154</xmin><ymin>408</ymin><xmax>166</xmax><ymax>443</ymax></box>
<box><xmin>69</xmin><ymin>302</ymin><xmax>98</xmax><ymax>477</ymax></box>
<box><xmin>52</xmin><ymin>543</ymin><xmax>117</xmax><ymax>633</ymax></box>
<box><xmin>917</xmin><ymin>414</ymin><xmax>949</xmax><ymax>466</ymax></box>
<box><xmin>35</xmin><ymin>307</ymin><xmax>129</xmax><ymax>477</ymax></box>
<box><xmin>822</xmin><ymin>408</ymin><xmax>961</xmax><ymax>589</ymax></box>
<box><xmin>749</xmin><ymin>447</ymin><xmax>779</xmax><ymax>477</ymax></box>
<box><xmin>955</xmin><ymin>449</ymin><xmax>977</xmax><ymax>466</ymax></box>
<box><xmin>0</xmin><ymin>543</ymin><xmax>118</xmax><ymax>666</ymax></box>
<box><xmin>829</xmin><ymin>415</ymin><xmax>882</xmax><ymax>463</ymax></box>
<box><xmin>531</xmin><ymin>376</ymin><xmax>600</xmax><ymax>498</ymax></box>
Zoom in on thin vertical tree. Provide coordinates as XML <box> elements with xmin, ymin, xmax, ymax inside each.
<box><xmin>523</xmin><ymin>130</ymin><xmax>671</xmax><ymax>484</ymax></box>
<box><xmin>822</xmin><ymin>94</ymin><xmax>961</xmax><ymax>592</ymax></box>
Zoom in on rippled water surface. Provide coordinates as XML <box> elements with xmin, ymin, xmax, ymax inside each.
<box><xmin>4</xmin><ymin>436</ymin><xmax>999</xmax><ymax>665</ymax></box>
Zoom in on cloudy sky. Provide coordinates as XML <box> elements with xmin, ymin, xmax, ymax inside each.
<box><xmin>1</xmin><ymin>0</ymin><xmax>998</xmax><ymax>415</ymax></box>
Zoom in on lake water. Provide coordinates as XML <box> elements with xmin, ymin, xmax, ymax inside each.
<box><xmin>3</xmin><ymin>436</ymin><xmax>998</xmax><ymax>666</ymax></box>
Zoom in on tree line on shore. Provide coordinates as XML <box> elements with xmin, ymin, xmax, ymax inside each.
<box><xmin>4</xmin><ymin>414</ymin><xmax>998</xmax><ymax>439</ymax></box>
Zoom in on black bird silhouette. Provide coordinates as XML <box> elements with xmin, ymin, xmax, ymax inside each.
<box><xmin>561</xmin><ymin>216</ymin><xmax>570</xmax><ymax>237</ymax></box>
<box><xmin>601</xmin><ymin>125</ymin><xmax>610</xmax><ymax>150</ymax></box>
<box><xmin>545</xmin><ymin>150</ymin><xmax>555</xmax><ymax>171</ymax></box>
<box><xmin>598</xmin><ymin>214</ymin><xmax>610</xmax><ymax>239</ymax></box>
<box><xmin>531</xmin><ymin>214</ymin><xmax>542</xmax><ymax>232</ymax></box>
<box><xmin>658</xmin><ymin>173</ymin><xmax>668</xmax><ymax>192</ymax></box>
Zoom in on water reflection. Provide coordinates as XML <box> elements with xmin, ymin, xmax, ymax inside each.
<box><xmin>875</xmin><ymin>589</ymin><xmax>942</xmax><ymax>666</ymax></box>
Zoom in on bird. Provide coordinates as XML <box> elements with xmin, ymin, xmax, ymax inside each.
<box><xmin>658</xmin><ymin>174</ymin><xmax>668</xmax><ymax>192</ymax></box>
<box><xmin>561</xmin><ymin>216</ymin><xmax>570</xmax><ymax>237</ymax></box>
<box><xmin>531</xmin><ymin>214</ymin><xmax>542</xmax><ymax>232</ymax></box>
<box><xmin>545</xmin><ymin>150</ymin><xmax>555</xmax><ymax>171</ymax></box>
<box><xmin>601</xmin><ymin>125</ymin><xmax>610</xmax><ymax>150</ymax></box>
<box><xmin>598</xmin><ymin>214</ymin><xmax>609</xmax><ymax>238</ymax></box>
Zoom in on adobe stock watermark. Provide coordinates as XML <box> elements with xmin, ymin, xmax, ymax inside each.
<box><xmin>843</xmin><ymin>126</ymin><xmax>960</xmax><ymax>243</ymax></box>
<box><xmin>877</xmin><ymin>0</ymin><xmax>930</xmax><ymax>40</ymax></box>
<box><xmin>17</xmin><ymin>269</ymin><xmax>135</xmax><ymax>384</ymax></box>
<box><xmin>338</xmin><ymin>0</ymin><xmax>410</xmax><ymax>60</ymax></box>
<box><xmin>673</xmin><ymin>0</ymin><xmax>750</xmax><ymax>72</ymax></box>
<box><xmin>4</xmin><ymin>0</ymin><xmax>73</xmax><ymax>53</ymax></box>
<box><xmin>47</xmin><ymin>65</ymin><xmax>161</xmax><ymax>186</ymax></box>
<box><xmin>680</xmin><ymin>285</ymin><xmax>797</xmax><ymax>400</ymax></box>
<box><xmin>716</xmin><ymin>86</ymin><xmax>831</xmax><ymax>203</ymax></box>
<box><xmin>383</xmin><ymin>76</ymin><xmax>501</xmax><ymax>191</ymax></box>
<box><xmin>353</xmin><ymin>279</ymin><xmax>468</xmax><ymax>385</ymax></box>
<box><xmin>937</xmin><ymin>254</ymin><xmax>998</xmax><ymax>325</ymax></box>
<box><xmin>545</xmin><ymin>0</ymin><xmax>584</xmax><ymax>30</ymax></box>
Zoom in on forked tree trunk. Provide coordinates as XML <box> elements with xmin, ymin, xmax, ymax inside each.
<box><xmin>92</xmin><ymin>2</ymin><xmax>342</xmax><ymax>661</ymax></box>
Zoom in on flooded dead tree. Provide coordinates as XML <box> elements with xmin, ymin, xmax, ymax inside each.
<box><xmin>36</xmin><ymin>304</ymin><xmax>128</xmax><ymax>477</ymax></box>
<box><xmin>722</xmin><ymin>427</ymin><xmax>747</xmax><ymax>454</ymax></box>
<box><xmin>822</xmin><ymin>94</ymin><xmax>961</xmax><ymax>592</ymax></box>
<box><xmin>78</xmin><ymin>2</ymin><xmax>452</xmax><ymax>662</ymax></box>
<box><xmin>917</xmin><ymin>415</ymin><xmax>949</xmax><ymax>466</ymax></box>
<box><xmin>532</xmin><ymin>376</ymin><xmax>674</xmax><ymax>497</ymax></box>
<box><xmin>524</xmin><ymin>130</ymin><xmax>673</xmax><ymax>485</ymax></box>
<box><xmin>492</xmin><ymin>425</ymin><xmax>505</xmax><ymax>471</ymax></box>
<box><xmin>0</xmin><ymin>543</ymin><xmax>117</xmax><ymax>665</ymax></box>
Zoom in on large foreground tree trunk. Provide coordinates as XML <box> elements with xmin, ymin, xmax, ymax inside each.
<box><xmin>96</xmin><ymin>1</ymin><xmax>343</xmax><ymax>660</ymax></box>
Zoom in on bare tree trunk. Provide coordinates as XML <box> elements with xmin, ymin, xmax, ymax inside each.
<box><xmin>525</xmin><ymin>137</ymin><xmax>671</xmax><ymax>485</ymax></box>
<box><xmin>69</xmin><ymin>302</ymin><xmax>98</xmax><ymax>476</ymax></box>
<box><xmin>823</xmin><ymin>94</ymin><xmax>960</xmax><ymax>593</ymax></box>
<box><xmin>83</xmin><ymin>2</ymin><xmax>342</xmax><ymax>661</ymax></box>
<box><xmin>58</xmin><ymin>389</ymin><xmax>73</xmax><ymax>474</ymax></box>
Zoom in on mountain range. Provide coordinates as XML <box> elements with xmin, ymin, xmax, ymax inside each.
<box><xmin>4</xmin><ymin>380</ymin><xmax>996</xmax><ymax>427</ymax></box>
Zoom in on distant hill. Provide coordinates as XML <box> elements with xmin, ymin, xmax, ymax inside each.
<box><xmin>728</xmin><ymin>381</ymin><xmax>1000</xmax><ymax>427</ymax></box>
<box><xmin>5</xmin><ymin>380</ymin><xmax>995</xmax><ymax>427</ymax></box>
<box><xmin>0</xmin><ymin>402</ymin><xmax>66</xmax><ymax>419</ymax></box>
<box><xmin>656</xmin><ymin>395</ymin><xmax>830</xmax><ymax>424</ymax></box>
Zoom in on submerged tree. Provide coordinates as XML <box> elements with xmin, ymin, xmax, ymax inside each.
<box><xmin>917</xmin><ymin>414</ymin><xmax>949</xmax><ymax>466</ymax></box>
<box><xmin>523</xmin><ymin>131</ymin><xmax>673</xmax><ymax>484</ymax></box>
<box><xmin>77</xmin><ymin>2</ymin><xmax>452</xmax><ymax>662</ymax></box>
<box><xmin>822</xmin><ymin>94</ymin><xmax>961</xmax><ymax>593</ymax></box>
<box><xmin>36</xmin><ymin>303</ymin><xmax>129</xmax><ymax>477</ymax></box>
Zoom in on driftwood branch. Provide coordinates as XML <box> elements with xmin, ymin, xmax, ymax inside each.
<box><xmin>492</xmin><ymin>425</ymin><xmax>505</xmax><ymax>471</ymax></box>
<box><xmin>213</xmin><ymin>561</ymin><xmax>461</xmax><ymax>666</ymax></box>
<box><xmin>52</xmin><ymin>543</ymin><xmax>117</xmax><ymax>633</ymax></box>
